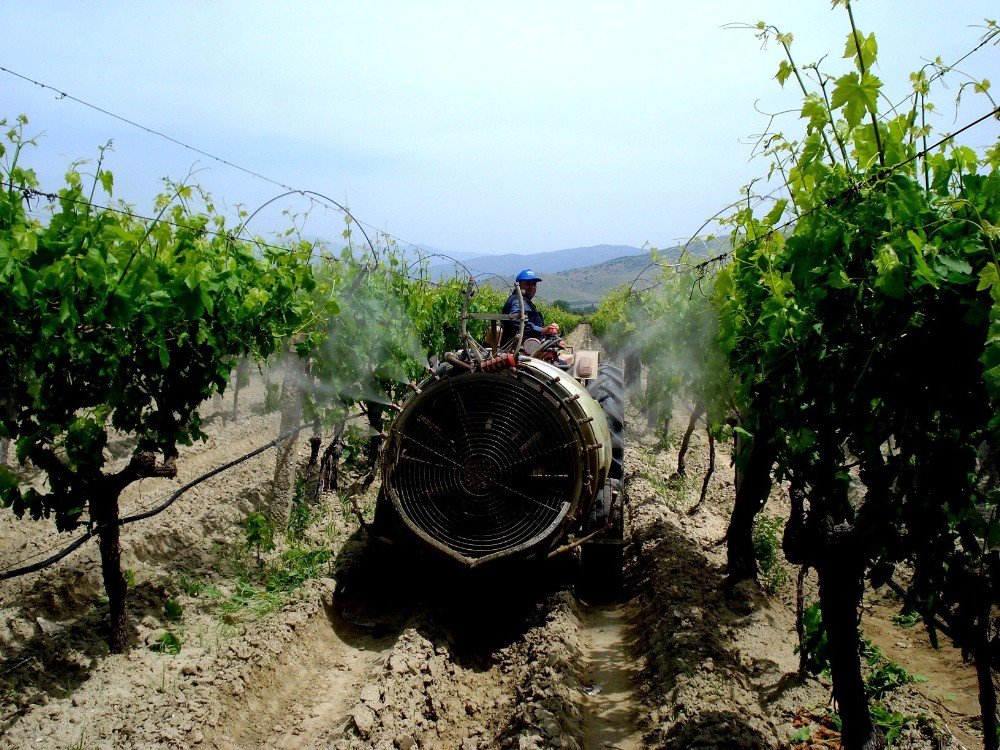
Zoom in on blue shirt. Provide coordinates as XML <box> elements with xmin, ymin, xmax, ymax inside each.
<box><xmin>502</xmin><ymin>292</ymin><xmax>545</xmax><ymax>342</ymax></box>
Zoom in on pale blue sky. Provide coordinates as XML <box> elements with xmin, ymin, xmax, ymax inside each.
<box><xmin>3</xmin><ymin>2</ymin><xmax>997</xmax><ymax>256</ymax></box>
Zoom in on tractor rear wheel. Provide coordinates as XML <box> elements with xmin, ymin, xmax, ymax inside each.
<box><xmin>580</xmin><ymin>363</ymin><xmax>627</xmax><ymax>599</ymax></box>
<box><xmin>579</xmin><ymin>478</ymin><xmax>625</xmax><ymax>601</ymax></box>
<box><xmin>587</xmin><ymin>363</ymin><xmax>625</xmax><ymax>481</ymax></box>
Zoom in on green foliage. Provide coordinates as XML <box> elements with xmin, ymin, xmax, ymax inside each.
<box><xmin>796</xmin><ymin>612</ymin><xmax>926</xmax><ymax>701</ymax></box>
<box><xmin>336</xmin><ymin>424</ymin><xmax>368</xmax><ymax>473</ymax></box>
<box><xmin>592</xmin><ymin>251</ymin><xmax>734</xmax><ymax>439</ymax></box>
<box><xmin>868</xmin><ymin>703</ymin><xmax>915</xmax><ymax>746</ymax></box>
<box><xmin>163</xmin><ymin>599</ymin><xmax>183</xmax><ymax>621</ymax></box>
<box><xmin>243</xmin><ymin>511</ymin><xmax>275</xmax><ymax>563</ymax></box>
<box><xmin>299</xmin><ymin>251</ymin><xmax>511</xmax><ymax>431</ymax></box>
<box><xmin>218</xmin><ymin>544</ymin><xmax>332</xmax><ymax>622</ymax></box>
<box><xmin>218</xmin><ymin>489</ymin><xmax>334</xmax><ymax>622</ymax></box>
<box><xmin>0</xmin><ymin>117</ymin><xmax>319</xmax><ymax>652</ymax></box>
<box><xmin>796</xmin><ymin>603</ymin><xmax>831</xmax><ymax>676</ymax></box>
<box><xmin>719</xmin><ymin>12</ymin><xmax>999</xmax><ymax>741</ymax></box>
<box><xmin>863</xmin><ymin>639</ymin><xmax>926</xmax><ymax>699</ymax></box>
<box><xmin>752</xmin><ymin>514</ymin><xmax>789</xmax><ymax>592</ymax></box>
<box><xmin>177</xmin><ymin>573</ymin><xmax>207</xmax><ymax>598</ymax></box>
<box><xmin>265</xmin><ymin>548</ymin><xmax>332</xmax><ymax>592</ymax></box>
<box><xmin>0</xmin><ymin>117</ymin><xmax>313</xmax><ymax>530</ymax></box>
<box><xmin>536</xmin><ymin>300</ymin><xmax>581</xmax><ymax>336</ymax></box>
<box><xmin>152</xmin><ymin>630</ymin><xmax>181</xmax><ymax>655</ymax></box>
<box><xmin>640</xmin><ymin>469</ymin><xmax>690</xmax><ymax>509</ymax></box>
<box><xmin>788</xmin><ymin>726</ymin><xmax>812</xmax><ymax>744</ymax></box>
<box><xmin>890</xmin><ymin>609</ymin><xmax>920</xmax><ymax>629</ymax></box>
<box><xmin>217</xmin><ymin>575</ymin><xmax>284</xmax><ymax>622</ymax></box>
<box><xmin>287</xmin><ymin>478</ymin><xmax>312</xmax><ymax>541</ymax></box>
<box><xmin>590</xmin><ymin>286</ymin><xmax>638</xmax><ymax>357</ymax></box>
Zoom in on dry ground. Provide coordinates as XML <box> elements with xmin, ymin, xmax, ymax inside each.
<box><xmin>0</xmin><ymin>332</ymin><xmax>988</xmax><ymax>749</ymax></box>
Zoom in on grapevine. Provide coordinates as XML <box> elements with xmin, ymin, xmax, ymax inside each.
<box><xmin>716</xmin><ymin>7</ymin><xmax>999</xmax><ymax>748</ymax></box>
<box><xmin>0</xmin><ymin>117</ymin><xmax>314</xmax><ymax>651</ymax></box>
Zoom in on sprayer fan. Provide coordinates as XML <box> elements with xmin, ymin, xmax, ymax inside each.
<box><xmin>383</xmin><ymin>371</ymin><xmax>582</xmax><ymax>563</ymax></box>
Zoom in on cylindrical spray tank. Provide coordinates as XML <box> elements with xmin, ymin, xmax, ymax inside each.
<box><xmin>380</xmin><ymin>357</ymin><xmax>612</xmax><ymax>567</ymax></box>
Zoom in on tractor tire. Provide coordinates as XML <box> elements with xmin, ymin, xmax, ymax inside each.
<box><xmin>579</xmin><ymin>478</ymin><xmax>625</xmax><ymax>601</ymax></box>
<box><xmin>588</xmin><ymin>364</ymin><xmax>625</xmax><ymax>481</ymax></box>
<box><xmin>599</xmin><ymin>361</ymin><xmax>625</xmax><ymax>386</ymax></box>
<box><xmin>371</xmin><ymin>487</ymin><xmax>406</xmax><ymax>547</ymax></box>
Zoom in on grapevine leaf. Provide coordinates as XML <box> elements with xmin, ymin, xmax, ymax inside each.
<box><xmin>776</xmin><ymin>60</ymin><xmax>794</xmax><ymax>87</ymax></box>
<box><xmin>800</xmin><ymin>95</ymin><xmax>829</xmax><ymax>131</ymax></box>
<box><xmin>830</xmin><ymin>72</ymin><xmax>882</xmax><ymax>129</ymax></box>
<box><xmin>843</xmin><ymin>30</ymin><xmax>878</xmax><ymax>72</ymax></box>
<box><xmin>936</xmin><ymin>255</ymin><xmax>973</xmax><ymax>282</ymax></box>
<box><xmin>978</xmin><ymin>263</ymin><xmax>1000</xmax><ymax>292</ymax></box>
<box><xmin>0</xmin><ymin>466</ymin><xmax>19</xmax><ymax>496</ymax></box>
<box><xmin>828</xmin><ymin>268</ymin><xmax>853</xmax><ymax>289</ymax></box>
<box><xmin>873</xmin><ymin>245</ymin><xmax>904</xmax><ymax>298</ymax></box>
<box><xmin>764</xmin><ymin>200</ymin><xmax>788</xmax><ymax>227</ymax></box>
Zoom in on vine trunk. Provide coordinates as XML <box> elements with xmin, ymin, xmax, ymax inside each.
<box><xmin>93</xmin><ymin>493</ymin><xmax>129</xmax><ymax>654</ymax></box>
<box><xmin>726</xmin><ymin>421</ymin><xmax>776</xmax><ymax>582</ymax></box>
<box><xmin>816</xmin><ymin>558</ymin><xmax>883</xmax><ymax>750</ymax></box>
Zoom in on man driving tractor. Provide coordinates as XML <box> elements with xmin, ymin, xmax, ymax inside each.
<box><xmin>501</xmin><ymin>269</ymin><xmax>560</xmax><ymax>346</ymax></box>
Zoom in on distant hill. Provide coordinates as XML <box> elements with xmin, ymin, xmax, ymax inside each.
<box><xmin>306</xmin><ymin>240</ymin><xmax>483</xmax><ymax>266</ymax></box>
<box><xmin>427</xmin><ymin>244</ymin><xmax>647</xmax><ymax>280</ymax></box>
<box><xmin>311</xmin><ymin>236</ymin><xmax>725</xmax><ymax>308</ymax></box>
<box><xmin>397</xmin><ymin>245</ymin><xmax>481</xmax><ymax>264</ymax></box>
<box><xmin>479</xmin><ymin>238</ymin><xmax>725</xmax><ymax>309</ymax></box>
<box><xmin>534</xmin><ymin>253</ymin><xmax>661</xmax><ymax>307</ymax></box>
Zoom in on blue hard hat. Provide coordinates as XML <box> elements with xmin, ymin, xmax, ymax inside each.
<box><xmin>515</xmin><ymin>269</ymin><xmax>543</xmax><ymax>283</ymax></box>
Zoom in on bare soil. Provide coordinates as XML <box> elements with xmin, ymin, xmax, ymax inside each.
<box><xmin>0</xmin><ymin>333</ymin><xmax>989</xmax><ymax>750</ymax></box>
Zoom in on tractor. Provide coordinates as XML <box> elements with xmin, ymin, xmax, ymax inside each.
<box><xmin>371</xmin><ymin>281</ymin><xmax>626</xmax><ymax>594</ymax></box>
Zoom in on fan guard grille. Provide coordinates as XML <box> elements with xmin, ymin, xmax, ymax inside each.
<box><xmin>383</xmin><ymin>371</ymin><xmax>582</xmax><ymax>562</ymax></box>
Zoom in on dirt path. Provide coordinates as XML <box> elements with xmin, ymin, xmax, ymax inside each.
<box><xmin>566</xmin><ymin>323</ymin><xmax>599</xmax><ymax>352</ymax></box>
<box><xmin>1</xmin><ymin>328</ymin><xmax>989</xmax><ymax>750</ymax></box>
<box><xmin>579</xmin><ymin>603</ymin><xmax>643</xmax><ymax>750</ymax></box>
<box><xmin>862</xmin><ymin>600</ymin><xmax>983</xmax><ymax>749</ymax></box>
<box><xmin>211</xmin><ymin>612</ymin><xmax>396</xmax><ymax>750</ymax></box>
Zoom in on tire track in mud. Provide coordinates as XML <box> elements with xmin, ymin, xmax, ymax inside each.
<box><xmin>573</xmin><ymin>323</ymin><xmax>644</xmax><ymax>750</ymax></box>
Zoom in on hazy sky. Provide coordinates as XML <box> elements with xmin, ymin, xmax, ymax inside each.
<box><xmin>3</xmin><ymin>2</ymin><xmax>998</xmax><ymax>256</ymax></box>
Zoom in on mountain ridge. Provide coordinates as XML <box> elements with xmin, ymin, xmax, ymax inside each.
<box><xmin>476</xmin><ymin>238</ymin><xmax>725</xmax><ymax>309</ymax></box>
<box><xmin>426</xmin><ymin>244</ymin><xmax>648</xmax><ymax>279</ymax></box>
